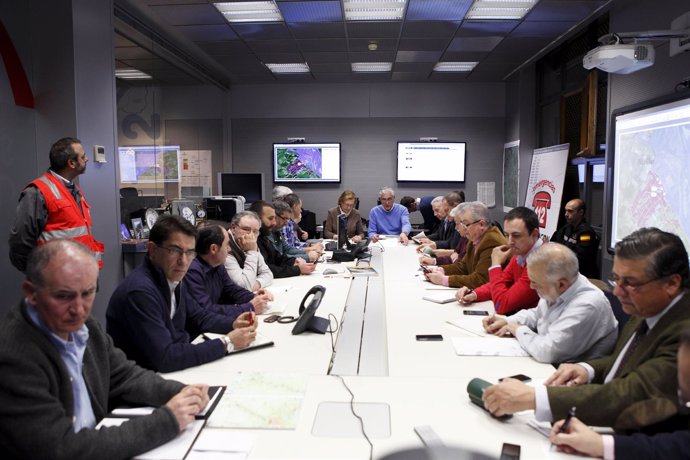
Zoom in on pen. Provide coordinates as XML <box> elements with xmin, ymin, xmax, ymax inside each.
<box><xmin>558</xmin><ymin>407</ymin><xmax>577</xmax><ymax>434</ymax></box>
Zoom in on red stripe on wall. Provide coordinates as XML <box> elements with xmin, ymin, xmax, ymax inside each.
<box><xmin>0</xmin><ymin>19</ymin><xmax>34</xmax><ymax>109</ymax></box>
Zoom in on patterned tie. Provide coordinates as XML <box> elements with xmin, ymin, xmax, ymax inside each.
<box><xmin>613</xmin><ymin>320</ymin><xmax>649</xmax><ymax>378</ymax></box>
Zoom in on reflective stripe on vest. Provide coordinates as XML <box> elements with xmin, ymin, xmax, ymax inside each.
<box><xmin>37</xmin><ymin>226</ymin><xmax>90</xmax><ymax>242</ymax></box>
<box><xmin>36</xmin><ymin>175</ymin><xmax>62</xmax><ymax>200</ymax></box>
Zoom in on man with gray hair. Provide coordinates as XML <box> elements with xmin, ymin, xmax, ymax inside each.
<box><xmin>271</xmin><ymin>200</ymin><xmax>318</xmax><ymax>262</ymax></box>
<box><xmin>425</xmin><ymin>201</ymin><xmax>506</xmax><ymax>289</ymax></box>
<box><xmin>483</xmin><ymin>243</ymin><xmax>618</xmax><ymax>364</ymax></box>
<box><xmin>368</xmin><ymin>187</ymin><xmax>412</xmax><ymax>244</ymax></box>
<box><xmin>272</xmin><ymin>185</ymin><xmax>293</xmax><ymax>201</ymax></box>
<box><xmin>0</xmin><ymin>239</ymin><xmax>209</xmax><ymax>458</ymax></box>
<box><xmin>225</xmin><ymin>211</ymin><xmax>273</xmax><ymax>290</ymax></box>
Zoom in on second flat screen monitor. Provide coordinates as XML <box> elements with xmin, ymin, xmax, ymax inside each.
<box><xmin>397</xmin><ymin>142</ymin><xmax>466</xmax><ymax>182</ymax></box>
<box><xmin>273</xmin><ymin>143</ymin><xmax>341</xmax><ymax>183</ymax></box>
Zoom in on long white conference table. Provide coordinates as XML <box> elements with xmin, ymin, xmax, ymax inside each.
<box><xmin>160</xmin><ymin>238</ymin><xmax>572</xmax><ymax>459</ymax></box>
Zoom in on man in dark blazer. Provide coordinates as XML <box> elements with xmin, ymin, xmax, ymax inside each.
<box><xmin>483</xmin><ymin>227</ymin><xmax>690</xmax><ymax>433</ymax></box>
<box><xmin>548</xmin><ymin>326</ymin><xmax>690</xmax><ymax>459</ymax></box>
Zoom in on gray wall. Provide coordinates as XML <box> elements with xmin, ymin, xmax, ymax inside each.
<box><xmin>230</xmin><ymin>82</ymin><xmax>507</xmax><ymax>225</ymax></box>
<box><xmin>0</xmin><ymin>0</ymin><xmax>120</xmax><ymax>323</ymax></box>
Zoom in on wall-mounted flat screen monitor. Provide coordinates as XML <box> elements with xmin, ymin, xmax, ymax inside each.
<box><xmin>217</xmin><ymin>172</ymin><xmax>264</xmax><ymax>203</ymax></box>
<box><xmin>118</xmin><ymin>145</ymin><xmax>180</xmax><ymax>183</ymax></box>
<box><xmin>397</xmin><ymin>142</ymin><xmax>466</xmax><ymax>182</ymax></box>
<box><xmin>607</xmin><ymin>91</ymin><xmax>690</xmax><ymax>253</ymax></box>
<box><xmin>273</xmin><ymin>143</ymin><xmax>341</xmax><ymax>183</ymax></box>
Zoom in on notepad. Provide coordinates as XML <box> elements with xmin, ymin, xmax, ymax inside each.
<box><xmin>451</xmin><ymin>336</ymin><xmax>529</xmax><ymax>357</ymax></box>
<box><xmin>347</xmin><ymin>266</ymin><xmax>378</xmax><ymax>276</ymax></box>
<box><xmin>446</xmin><ymin>319</ymin><xmax>487</xmax><ymax>337</ymax></box>
<box><xmin>423</xmin><ymin>291</ymin><xmax>457</xmax><ymax>304</ymax></box>
<box><xmin>200</xmin><ymin>332</ymin><xmax>275</xmax><ymax>354</ymax></box>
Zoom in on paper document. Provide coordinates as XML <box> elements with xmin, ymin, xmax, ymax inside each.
<box><xmin>423</xmin><ymin>291</ymin><xmax>457</xmax><ymax>304</ymax></box>
<box><xmin>265</xmin><ymin>285</ymin><xmax>293</xmax><ymax>295</ymax></box>
<box><xmin>262</xmin><ymin>302</ymin><xmax>286</xmax><ymax>315</ymax></box>
<box><xmin>451</xmin><ymin>337</ymin><xmax>529</xmax><ymax>357</ymax></box>
<box><xmin>186</xmin><ymin>430</ymin><xmax>256</xmax><ymax>460</ymax></box>
<box><xmin>97</xmin><ymin>418</ymin><xmax>204</xmax><ymax>460</ymax></box>
<box><xmin>206</xmin><ymin>371</ymin><xmax>308</xmax><ymax>430</ymax></box>
<box><xmin>446</xmin><ymin>319</ymin><xmax>487</xmax><ymax>337</ymax></box>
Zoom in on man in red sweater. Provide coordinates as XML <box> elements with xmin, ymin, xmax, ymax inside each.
<box><xmin>455</xmin><ymin>206</ymin><xmax>540</xmax><ymax>315</ymax></box>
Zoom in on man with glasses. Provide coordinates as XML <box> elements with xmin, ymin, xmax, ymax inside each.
<box><xmin>249</xmin><ymin>201</ymin><xmax>315</xmax><ymax>278</ymax></box>
<box><xmin>107</xmin><ymin>215</ymin><xmax>257</xmax><ymax>372</ymax></box>
<box><xmin>225</xmin><ymin>211</ymin><xmax>273</xmax><ymax>290</ymax></box>
<box><xmin>271</xmin><ymin>200</ymin><xmax>319</xmax><ymax>262</ymax></box>
<box><xmin>454</xmin><ymin>206</ymin><xmax>541</xmax><ymax>315</ymax></box>
<box><xmin>368</xmin><ymin>187</ymin><xmax>411</xmax><ymax>244</ymax></box>
<box><xmin>425</xmin><ymin>201</ymin><xmax>506</xmax><ymax>289</ymax></box>
<box><xmin>549</xmin><ymin>326</ymin><xmax>690</xmax><ymax>459</ymax></box>
<box><xmin>483</xmin><ymin>227</ymin><xmax>690</xmax><ymax>433</ymax></box>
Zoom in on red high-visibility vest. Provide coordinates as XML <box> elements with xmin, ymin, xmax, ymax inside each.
<box><xmin>31</xmin><ymin>172</ymin><xmax>104</xmax><ymax>268</ymax></box>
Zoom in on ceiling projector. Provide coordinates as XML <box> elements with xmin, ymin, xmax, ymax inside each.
<box><xmin>583</xmin><ymin>43</ymin><xmax>655</xmax><ymax>74</ymax></box>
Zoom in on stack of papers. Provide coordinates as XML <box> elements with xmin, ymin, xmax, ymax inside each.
<box><xmin>451</xmin><ymin>337</ymin><xmax>529</xmax><ymax>357</ymax></box>
<box><xmin>423</xmin><ymin>291</ymin><xmax>457</xmax><ymax>304</ymax></box>
<box><xmin>347</xmin><ymin>266</ymin><xmax>378</xmax><ymax>277</ymax></box>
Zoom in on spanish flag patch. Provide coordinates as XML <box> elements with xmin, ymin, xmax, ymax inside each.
<box><xmin>580</xmin><ymin>234</ymin><xmax>591</xmax><ymax>242</ymax></box>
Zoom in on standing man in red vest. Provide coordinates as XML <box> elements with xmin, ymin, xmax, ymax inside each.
<box><xmin>9</xmin><ymin>137</ymin><xmax>104</xmax><ymax>272</ymax></box>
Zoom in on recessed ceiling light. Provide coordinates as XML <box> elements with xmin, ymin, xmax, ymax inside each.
<box><xmin>115</xmin><ymin>69</ymin><xmax>153</xmax><ymax>80</ymax></box>
<box><xmin>344</xmin><ymin>0</ymin><xmax>407</xmax><ymax>21</ymax></box>
<box><xmin>213</xmin><ymin>1</ymin><xmax>283</xmax><ymax>23</ymax></box>
<box><xmin>465</xmin><ymin>0</ymin><xmax>538</xmax><ymax>20</ymax></box>
<box><xmin>433</xmin><ymin>62</ymin><xmax>478</xmax><ymax>72</ymax></box>
<box><xmin>352</xmin><ymin>62</ymin><xmax>393</xmax><ymax>72</ymax></box>
<box><xmin>265</xmin><ymin>63</ymin><xmax>310</xmax><ymax>74</ymax></box>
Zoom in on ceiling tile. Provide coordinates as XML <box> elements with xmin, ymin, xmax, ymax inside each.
<box><xmin>348</xmin><ymin>51</ymin><xmax>396</xmax><ymax>62</ymax></box>
<box><xmin>455</xmin><ymin>20</ymin><xmax>518</xmax><ymax>36</ymax></box>
<box><xmin>395</xmin><ymin>50</ymin><xmax>443</xmax><ymax>62</ymax></box>
<box><xmin>406</xmin><ymin>0</ymin><xmax>473</xmax><ymax>21</ymax></box>
<box><xmin>447</xmin><ymin>36</ymin><xmax>504</xmax><ymax>52</ymax></box>
<box><xmin>526</xmin><ymin>0</ymin><xmax>608</xmax><ymax>22</ymax></box>
<box><xmin>246</xmin><ymin>39</ymin><xmax>300</xmax><ymax>54</ymax></box>
<box><xmin>277</xmin><ymin>1</ymin><xmax>342</xmax><ymax>22</ymax></box>
<box><xmin>313</xmin><ymin>73</ymin><xmax>354</xmax><ymax>82</ymax></box>
<box><xmin>297</xmin><ymin>39</ymin><xmax>348</xmax><ymax>52</ymax></box>
<box><xmin>392</xmin><ymin>72</ymin><xmax>430</xmax><ymax>81</ymax></box>
<box><xmin>398</xmin><ymin>38</ymin><xmax>449</xmax><ymax>51</ymax></box>
<box><xmin>303</xmin><ymin>51</ymin><xmax>350</xmax><ymax>63</ymax></box>
<box><xmin>428</xmin><ymin>72</ymin><xmax>469</xmax><ymax>81</ymax></box>
<box><xmin>232</xmin><ymin>23</ymin><xmax>292</xmax><ymax>40</ymax></box>
<box><xmin>440</xmin><ymin>51</ymin><xmax>489</xmax><ymax>61</ymax></box>
<box><xmin>198</xmin><ymin>41</ymin><xmax>252</xmax><ymax>56</ymax></box>
<box><xmin>348</xmin><ymin>38</ymin><xmax>398</xmax><ymax>52</ymax></box>
<box><xmin>274</xmin><ymin>73</ymin><xmax>315</xmax><ymax>81</ymax></box>
<box><xmin>254</xmin><ymin>52</ymin><xmax>305</xmax><ymax>63</ymax></box>
<box><xmin>402</xmin><ymin>21</ymin><xmax>460</xmax><ymax>38</ymax></box>
<box><xmin>175</xmin><ymin>24</ymin><xmax>238</xmax><ymax>42</ymax></box>
<box><xmin>148</xmin><ymin>4</ymin><xmax>225</xmax><ymax>26</ymax></box>
<box><xmin>490</xmin><ymin>37</ymin><xmax>550</xmax><ymax>58</ymax></box>
<box><xmin>288</xmin><ymin>22</ymin><xmax>346</xmax><ymax>39</ymax></box>
<box><xmin>512</xmin><ymin>20</ymin><xmax>578</xmax><ymax>38</ymax></box>
<box><xmin>347</xmin><ymin>21</ymin><xmax>402</xmax><ymax>38</ymax></box>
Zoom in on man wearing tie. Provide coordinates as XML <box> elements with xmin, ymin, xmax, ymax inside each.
<box><xmin>483</xmin><ymin>227</ymin><xmax>690</xmax><ymax>433</ymax></box>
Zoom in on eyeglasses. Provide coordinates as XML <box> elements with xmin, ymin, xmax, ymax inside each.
<box><xmin>156</xmin><ymin>244</ymin><xmax>196</xmax><ymax>259</ymax></box>
<box><xmin>607</xmin><ymin>274</ymin><xmax>663</xmax><ymax>292</ymax></box>
<box><xmin>460</xmin><ymin>219</ymin><xmax>482</xmax><ymax>229</ymax></box>
<box><xmin>275</xmin><ymin>214</ymin><xmax>292</xmax><ymax>222</ymax></box>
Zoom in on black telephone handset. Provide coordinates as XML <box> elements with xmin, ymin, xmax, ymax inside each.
<box><xmin>292</xmin><ymin>285</ymin><xmax>329</xmax><ymax>335</ymax></box>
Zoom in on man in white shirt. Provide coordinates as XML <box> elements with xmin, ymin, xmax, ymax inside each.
<box><xmin>482</xmin><ymin>242</ymin><xmax>617</xmax><ymax>364</ymax></box>
<box><xmin>482</xmin><ymin>227</ymin><xmax>690</xmax><ymax>433</ymax></box>
<box><xmin>225</xmin><ymin>211</ymin><xmax>273</xmax><ymax>291</ymax></box>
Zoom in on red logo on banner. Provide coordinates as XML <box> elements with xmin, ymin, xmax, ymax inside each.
<box><xmin>531</xmin><ymin>179</ymin><xmax>556</xmax><ymax>229</ymax></box>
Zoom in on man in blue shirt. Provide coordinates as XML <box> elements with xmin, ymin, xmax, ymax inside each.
<box><xmin>368</xmin><ymin>187</ymin><xmax>411</xmax><ymax>244</ymax></box>
<box><xmin>0</xmin><ymin>239</ymin><xmax>208</xmax><ymax>459</ymax></box>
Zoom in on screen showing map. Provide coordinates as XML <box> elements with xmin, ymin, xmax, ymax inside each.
<box><xmin>273</xmin><ymin>143</ymin><xmax>341</xmax><ymax>183</ymax></box>
<box><xmin>609</xmin><ymin>94</ymin><xmax>690</xmax><ymax>252</ymax></box>
<box><xmin>118</xmin><ymin>145</ymin><xmax>180</xmax><ymax>184</ymax></box>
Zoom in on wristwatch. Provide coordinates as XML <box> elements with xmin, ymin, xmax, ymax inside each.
<box><xmin>219</xmin><ymin>336</ymin><xmax>234</xmax><ymax>354</ymax></box>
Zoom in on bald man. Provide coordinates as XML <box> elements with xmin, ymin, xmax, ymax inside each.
<box><xmin>551</xmin><ymin>199</ymin><xmax>600</xmax><ymax>278</ymax></box>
